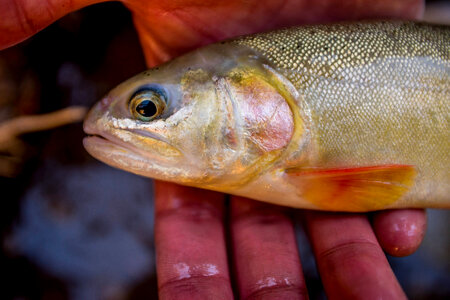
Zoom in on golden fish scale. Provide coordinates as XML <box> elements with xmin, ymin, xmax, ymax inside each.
<box><xmin>232</xmin><ymin>22</ymin><xmax>449</xmax><ymax>206</ymax></box>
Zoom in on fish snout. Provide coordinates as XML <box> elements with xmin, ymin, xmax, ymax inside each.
<box><xmin>83</xmin><ymin>97</ymin><xmax>113</xmax><ymax>135</ymax></box>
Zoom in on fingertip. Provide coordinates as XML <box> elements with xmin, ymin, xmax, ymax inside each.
<box><xmin>304</xmin><ymin>211</ymin><xmax>406</xmax><ymax>299</ymax></box>
<box><xmin>372</xmin><ymin>209</ymin><xmax>427</xmax><ymax>257</ymax></box>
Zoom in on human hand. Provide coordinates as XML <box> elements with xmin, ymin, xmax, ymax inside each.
<box><xmin>1</xmin><ymin>0</ymin><xmax>427</xmax><ymax>298</ymax></box>
<box><xmin>155</xmin><ymin>182</ymin><xmax>426</xmax><ymax>299</ymax></box>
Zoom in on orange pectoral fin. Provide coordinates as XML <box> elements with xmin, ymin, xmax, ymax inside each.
<box><xmin>285</xmin><ymin>165</ymin><xmax>416</xmax><ymax>212</ymax></box>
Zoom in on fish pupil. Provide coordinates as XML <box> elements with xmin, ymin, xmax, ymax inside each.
<box><xmin>136</xmin><ymin>100</ymin><xmax>157</xmax><ymax>117</ymax></box>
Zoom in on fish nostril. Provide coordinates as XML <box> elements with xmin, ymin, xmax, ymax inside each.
<box><xmin>99</xmin><ymin>96</ymin><xmax>113</xmax><ymax>110</ymax></box>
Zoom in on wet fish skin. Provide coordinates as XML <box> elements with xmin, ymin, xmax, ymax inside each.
<box><xmin>83</xmin><ymin>21</ymin><xmax>449</xmax><ymax>212</ymax></box>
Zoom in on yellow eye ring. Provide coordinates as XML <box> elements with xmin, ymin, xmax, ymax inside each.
<box><xmin>129</xmin><ymin>89</ymin><xmax>167</xmax><ymax>121</ymax></box>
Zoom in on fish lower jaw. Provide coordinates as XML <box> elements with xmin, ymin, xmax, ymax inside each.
<box><xmin>82</xmin><ymin>136</ymin><xmax>202</xmax><ymax>183</ymax></box>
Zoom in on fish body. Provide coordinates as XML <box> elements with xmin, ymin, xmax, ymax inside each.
<box><xmin>84</xmin><ymin>21</ymin><xmax>449</xmax><ymax>212</ymax></box>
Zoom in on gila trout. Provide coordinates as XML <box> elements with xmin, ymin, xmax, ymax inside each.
<box><xmin>83</xmin><ymin>21</ymin><xmax>449</xmax><ymax>212</ymax></box>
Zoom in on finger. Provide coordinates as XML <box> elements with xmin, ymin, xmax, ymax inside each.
<box><xmin>0</xmin><ymin>0</ymin><xmax>103</xmax><ymax>49</ymax></box>
<box><xmin>154</xmin><ymin>181</ymin><xmax>233</xmax><ymax>299</ymax></box>
<box><xmin>230</xmin><ymin>196</ymin><xmax>307</xmax><ymax>300</ymax></box>
<box><xmin>304</xmin><ymin>211</ymin><xmax>406</xmax><ymax>299</ymax></box>
<box><xmin>372</xmin><ymin>209</ymin><xmax>426</xmax><ymax>257</ymax></box>
<box><xmin>123</xmin><ymin>0</ymin><xmax>424</xmax><ymax>65</ymax></box>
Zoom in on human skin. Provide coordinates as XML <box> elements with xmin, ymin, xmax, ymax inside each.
<box><xmin>0</xmin><ymin>0</ymin><xmax>427</xmax><ymax>299</ymax></box>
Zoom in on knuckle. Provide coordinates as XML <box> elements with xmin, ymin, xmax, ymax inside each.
<box><xmin>318</xmin><ymin>239</ymin><xmax>382</xmax><ymax>264</ymax></box>
<box><xmin>234</xmin><ymin>209</ymin><xmax>292</xmax><ymax>227</ymax></box>
<box><xmin>244</xmin><ymin>284</ymin><xmax>308</xmax><ymax>300</ymax></box>
<box><xmin>158</xmin><ymin>202</ymin><xmax>223</xmax><ymax>224</ymax></box>
<box><xmin>9</xmin><ymin>0</ymin><xmax>56</xmax><ymax>38</ymax></box>
<box><xmin>159</xmin><ymin>275</ymin><xmax>232</xmax><ymax>300</ymax></box>
<box><xmin>12</xmin><ymin>0</ymin><xmax>39</xmax><ymax>35</ymax></box>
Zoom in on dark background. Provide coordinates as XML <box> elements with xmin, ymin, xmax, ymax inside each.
<box><xmin>0</xmin><ymin>1</ymin><xmax>449</xmax><ymax>299</ymax></box>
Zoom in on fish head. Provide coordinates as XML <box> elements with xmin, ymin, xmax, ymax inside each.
<box><xmin>84</xmin><ymin>44</ymin><xmax>299</xmax><ymax>189</ymax></box>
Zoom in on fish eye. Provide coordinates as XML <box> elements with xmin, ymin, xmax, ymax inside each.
<box><xmin>129</xmin><ymin>88</ymin><xmax>167</xmax><ymax>121</ymax></box>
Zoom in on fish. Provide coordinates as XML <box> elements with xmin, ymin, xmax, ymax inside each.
<box><xmin>83</xmin><ymin>21</ymin><xmax>449</xmax><ymax>212</ymax></box>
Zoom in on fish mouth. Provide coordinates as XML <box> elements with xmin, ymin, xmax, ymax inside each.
<box><xmin>83</xmin><ymin>131</ymin><xmax>143</xmax><ymax>168</ymax></box>
<box><xmin>83</xmin><ymin>122</ymin><xmax>182</xmax><ymax>163</ymax></box>
<box><xmin>83</xmin><ymin>123</ymin><xmax>134</xmax><ymax>153</ymax></box>
<box><xmin>83</xmin><ymin>124</ymin><xmax>195</xmax><ymax>182</ymax></box>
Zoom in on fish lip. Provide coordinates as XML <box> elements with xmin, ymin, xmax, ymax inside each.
<box><xmin>83</xmin><ymin>135</ymin><xmax>123</xmax><ymax>150</ymax></box>
<box><xmin>84</xmin><ymin>124</ymin><xmax>175</xmax><ymax>152</ymax></box>
<box><xmin>83</xmin><ymin>129</ymin><xmax>137</xmax><ymax>154</ymax></box>
<box><xmin>83</xmin><ymin>121</ymin><xmax>102</xmax><ymax>137</ymax></box>
<box><xmin>83</xmin><ymin>123</ymin><xmax>183</xmax><ymax>161</ymax></box>
<box><xmin>84</xmin><ymin>117</ymin><xmax>171</xmax><ymax>146</ymax></box>
<box><xmin>83</xmin><ymin>121</ymin><xmax>141</xmax><ymax>154</ymax></box>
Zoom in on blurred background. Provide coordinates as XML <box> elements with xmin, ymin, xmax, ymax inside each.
<box><xmin>0</xmin><ymin>1</ymin><xmax>449</xmax><ymax>299</ymax></box>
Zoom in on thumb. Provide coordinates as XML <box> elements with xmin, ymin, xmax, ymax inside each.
<box><xmin>0</xmin><ymin>0</ymin><xmax>106</xmax><ymax>49</ymax></box>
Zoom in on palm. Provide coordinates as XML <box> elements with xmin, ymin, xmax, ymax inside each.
<box><xmin>1</xmin><ymin>0</ymin><xmax>427</xmax><ymax>298</ymax></box>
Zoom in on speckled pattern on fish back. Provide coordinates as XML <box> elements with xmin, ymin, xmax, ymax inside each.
<box><xmin>231</xmin><ymin>21</ymin><xmax>450</xmax><ymax>205</ymax></box>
